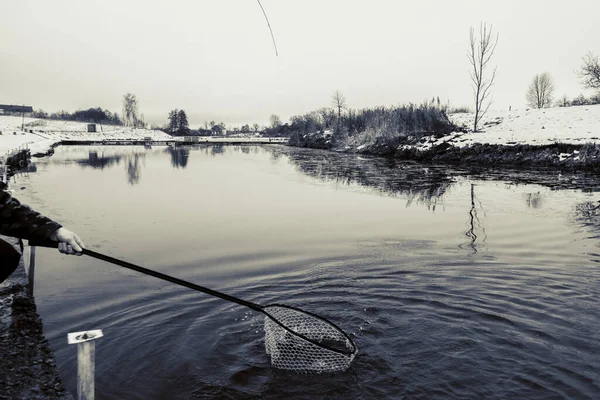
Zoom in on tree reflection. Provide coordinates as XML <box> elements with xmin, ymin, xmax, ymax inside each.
<box><xmin>525</xmin><ymin>192</ymin><xmax>543</xmax><ymax>208</ymax></box>
<box><xmin>126</xmin><ymin>154</ymin><xmax>142</xmax><ymax>185</ymax></box>
<box><xmin>73</xmin><ymin>150</ymin><xmax>150</xmax><ymax>185</ymax></box>
<box><xmin>267</xmin><ymin>147</ymin><xmax>455</xmax><ymax>210</ymax></box>
<box><xmin>463</xmin><ymin>184</ymin><xmax>487</xmax><ymax>254</ymax></box>
<box><xmin>211</xmin><ymin>144</ymin><xmax>224</xmax><ymax>156</ymax></box>
<box><xmin>167</xmin><ymin>146</ymin><xmax>190</xmax><ymax>169</ymax></box>
<box><xmin>79</xmin><ymin>151</ymin><xmax>122</xmax><ymax>169</ymax></box>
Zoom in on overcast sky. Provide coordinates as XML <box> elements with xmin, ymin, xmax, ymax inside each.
<box><xmin>2</xmin><ymin>0</ymin><xmax>599</xmax><ymax>127</ymax></box>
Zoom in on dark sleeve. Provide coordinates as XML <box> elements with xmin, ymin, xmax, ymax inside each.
<box><xmin>0</xmin><ymin>190</ymin><xmax>62</xmax><ymax>241</ymax></box>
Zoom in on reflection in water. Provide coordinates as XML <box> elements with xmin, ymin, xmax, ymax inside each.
<box><xmin>574</xmin><ymin>201</ymin><xmax>600</xmax><ymax>242</ymax></box>
<box><xmin>211</xmin><ymin>144</ymin><xmax>224</xmax><ymax>156</ymax></box>
<box><xmin>127</xmin><ymin>154</ymin><xmax>142</xmax><ymax>185</ymax></box>
<box><xmin>55</xmin><ymin>144</ymin><xmax>600</xmax><ymax>200</ymax></box>
<box><xmin>464</xmin><ymin>184</ymin><xmax>487</xmax><ymax>254</ymax></box>
<box><xmin>268</xmin><ymin>148</ymin><xmax>455</xmax><ymax>210</ymax></box>
<box><xmin>525</xmin><ymin>191</ymin><xmax>543</xmax><ymax>208</ymax></box>
<box><xmin>80</xmin><ymin>151</ymin><xmax>122</xmax><ymax>169</ymax></box>
<box><xmin>167</xmin><ymin>146</ymin><xmax>189</xmax><ymax>169</ymax></box>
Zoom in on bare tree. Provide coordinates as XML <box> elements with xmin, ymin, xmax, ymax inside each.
<box><xmin>526</xmin><ymin>73</ymin><xmax>555</xmax><ymax>109</ymax></box>
<box><xmin>578</xmin><ymin>52</ymin><xmax>600</xmax><ymax>90</ymax></box>
<box><xmin>269</xmin><ymin>114</ymin><xmax>281</xmax><ymax>128</ymax></box>
<box><xmin>122</xmin><ymin>93</ymin><xmax>139</xmax><ymax>128</ymax></box>
<box><xmin>467</xmin><ymin>23</ymin><xmax>499</xmax><ymax>132</ymax></box>
<box><xmin>331</xmin><ymin>90</ymin><xmax>346</xmax><ymax>133</ymax></box>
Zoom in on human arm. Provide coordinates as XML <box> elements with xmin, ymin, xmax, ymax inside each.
<box><xmin>0</xmin><ymin>189</ymin><xmax>84</xmax><ymax>254</ymax></box>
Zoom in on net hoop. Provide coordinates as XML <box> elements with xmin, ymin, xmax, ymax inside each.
<box><xmin>263</xmin><ymin>304</ymin><xmax>357</xmax><ymax>356</ymax></box>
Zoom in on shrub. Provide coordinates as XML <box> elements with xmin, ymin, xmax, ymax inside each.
<box><xmin>448</xmin><ymin>106</ymin><xmax>471</xmax><ymax>114</ymax></box>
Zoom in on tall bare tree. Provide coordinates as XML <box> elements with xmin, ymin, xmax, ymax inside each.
<box><xmin>578</xmin><ymin>52</ymin><xmax>600</xmax><ymax>90</ymax></box>
<box><xmin>526</xmin><ymin>73</ymin><xmax>555</xmax><ymax>109</ymax></box>
<box><xmin>331</xmin><ymin>90</ymin><xmax>346</xmax><ymax>133</ymax></box>
<box><xmin>468</xmin><ymin>23</ymin><xmax>499</xmax><ymax>132</ymax></box>
<box><xmin>122</xmin><ymin>93</ymin><xmax>139</xmax><ymax>128</ymax></box>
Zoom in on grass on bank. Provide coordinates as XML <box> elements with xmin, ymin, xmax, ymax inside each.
<box><xmin>285</xmin><ymin>100</ymin><xmax>459</xmax><ymax>152</ymax></box>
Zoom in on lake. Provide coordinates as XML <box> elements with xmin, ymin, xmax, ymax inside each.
<box><xmin>13</xmin><ymin>144</ymin><xmax>600</xmax><ymax>399</ymax></box>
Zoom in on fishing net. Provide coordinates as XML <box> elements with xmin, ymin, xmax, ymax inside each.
<box><xmin>263</xmin><ymin>305</ymin><xmax>357</xmax><ymax>373</ymax></box>
<box><xmin>29</xmin><ymin>240</ymin><xmax>358</xmax><ymax>373</ymax></box>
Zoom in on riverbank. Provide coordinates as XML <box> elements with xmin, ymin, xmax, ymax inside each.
<box><xmin>0</xmin><ymin>115</ymin><xmax>173</xmax><ymax>158</ymax></box>
<box><xmin>0</xmin><ymin>116</ymin><xmax>287</xmax><ymax>163</ymax></box>
<box><xmin>0</xmin><ymin>236</ymin><xmax>72</xmax><ymax>400</ymax></box>
<box><xmin>292</xmin><ymin>104</ymin><xmax>600</xmax><ymax>171</ymax></box>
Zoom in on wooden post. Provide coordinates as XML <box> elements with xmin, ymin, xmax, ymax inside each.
<box><xmin>27</xmin><ymin>245</ymin><xmax>36</xmax><ymax>297</ymax></box>
<box><xmin>68</xmin><ymin>330</ymin><xmax>104</xmax><ymax>400</ymax></box>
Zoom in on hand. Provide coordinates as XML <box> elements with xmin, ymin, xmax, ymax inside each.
<box><xmin>50</xmin><ymin>227</ymin><xmax>85</xmax><ymax>255</ymax></box>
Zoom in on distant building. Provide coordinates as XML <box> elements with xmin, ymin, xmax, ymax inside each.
<box><xmin>211</xmin><ymin>125</ymin><xmax>227</xmax><ymax>136</ymax></box>
<box><xmin>0</xmin><ymin>104</ymin><xmax>33</xmax><ymax>114</ymax></box>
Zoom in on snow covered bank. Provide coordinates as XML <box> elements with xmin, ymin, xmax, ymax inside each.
<box><xmin>395</xmin><ymin>104</ymin><xmax>600</xmax><ymax>170</ymax></box>
<box><xmin>0</xmin><ymin>115</ymin><xmax>172</xmax><ymax>157</ymax></box>
<box><xmin>292</xmin><ymin>104</ymin><xmax>600</xmax><ymax>170</ymax></box>
<box><xmin>433</xmin><ymin>104</ymin><xmax>600</xmax><ymax>149</ymax></box>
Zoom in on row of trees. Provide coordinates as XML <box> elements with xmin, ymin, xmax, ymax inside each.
<box><xmin>524</xmin><ymin>54</ymin><xmax>600</xmax><ymax>109</ymax></box>
<box><xmin>27</xmin><ymin>93</ymin><xmax>146</xmax><ymax>128</ymax></box>
<box><xmin>32</xmin><ymin>107</ymin><xmax>123</xmax><ymax>125</ymax></box>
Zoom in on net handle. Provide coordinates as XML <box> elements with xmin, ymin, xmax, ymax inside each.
<box><xmin>31</xmin><ymin>240</ymin><xmax>357</xmax><ymax>358</ymax></box>
<box><xmin>29</xmin><ymin>240</ymin><xmax>264</xmax><ymax>312</ymax></box>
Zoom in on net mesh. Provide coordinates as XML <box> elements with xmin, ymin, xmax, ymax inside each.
<box><xmin>263</xmin><ymin>305</ymin><xmax>357</xmax><ymax>373</ymax></box>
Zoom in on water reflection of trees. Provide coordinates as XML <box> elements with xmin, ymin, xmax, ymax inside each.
<box><xmin>127</xmin><ymin>154</ymin><xmax>142</xmax><ymax>185</ymax></box>
<box><xmin>78</xmin><ymin>151</ymin><xmax>122</xmax><ymax>169</ymax></box>
<box><xmin>167</xmin><ymin>146</ymin><xmax>190</xmax><ymax>169</ymax></box>
<box><xmin>211</xmin><ymin>144</ymin><xmax>224</xmax><ymax>156</ymax></box>
<box><xmin>525</xmin><ymin>192</ymin><xmax>543</xmax><ymax>209</ymax></box>
<box><xmin>267</xmin><ymin>148</ymin><xmax>455</xmax><ymax>210</ymax></box>
<box><xmin>463</xmin><ymin>184</ymin><xmax>487</xmax><ymax>254</ymax></box>
<box><xmin>73</xmin><ymin>150</ymin><xmax>147</xmax><ymax>185</ymax></box>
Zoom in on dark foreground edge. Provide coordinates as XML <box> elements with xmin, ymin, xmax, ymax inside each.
<box><xmin>0</xmin><ymin>236</ymin><xmax>72</xmax><ymax>400</ymax></box>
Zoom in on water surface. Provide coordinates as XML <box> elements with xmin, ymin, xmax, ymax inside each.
<box><xmin>14</xmin><ymin>144</ymin><xmax>600</xmax><ymax>399</ymax></box>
